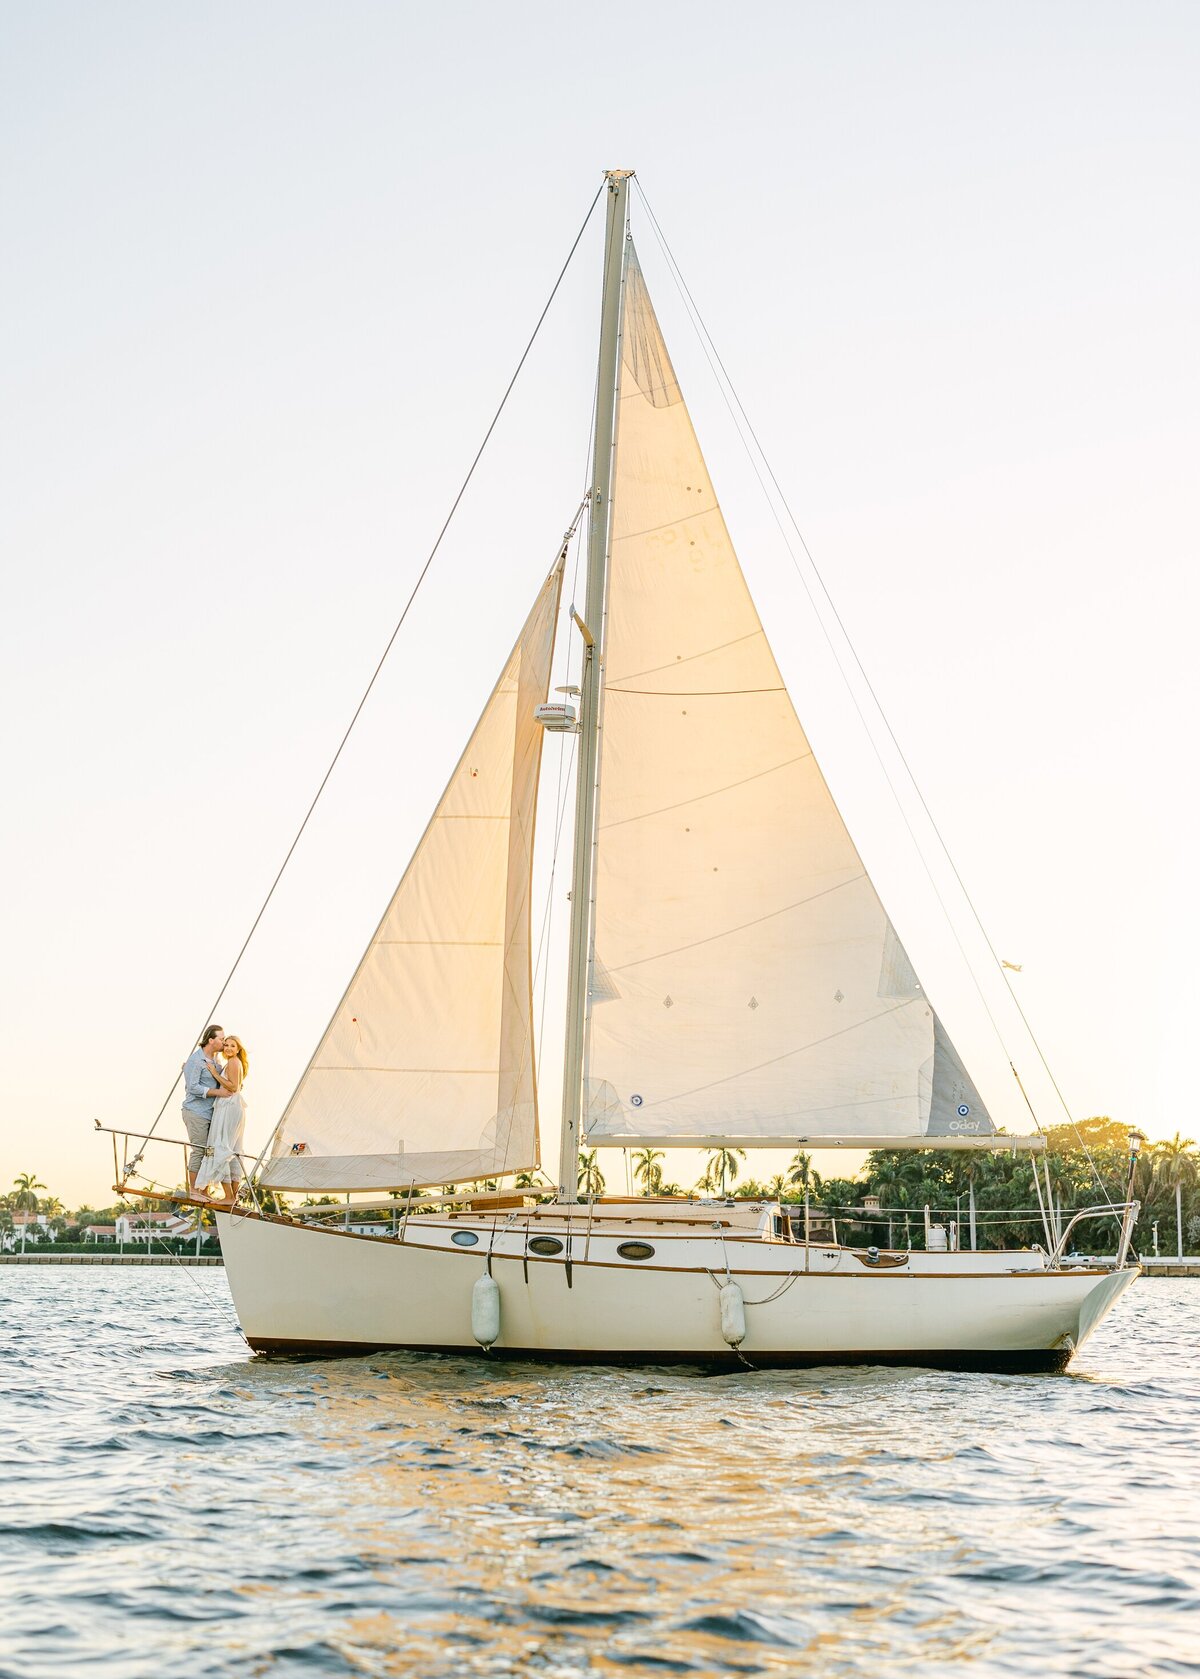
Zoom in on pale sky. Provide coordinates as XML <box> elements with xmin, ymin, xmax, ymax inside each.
<box><xmin>2</xmin><ymin>2</ymin><xmax>1197</xmax><ymax>1210</ymax></box>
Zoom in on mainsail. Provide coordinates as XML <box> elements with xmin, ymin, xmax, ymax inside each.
<box><xmin>583</xmin><ymin>246</ymin><xmax>994</xmax><ymax>1147</ymax></box>
<box><xmin>262</xmin><ymin>563</ymin><xmax>562</xmax><ymax>1192</ymax></box>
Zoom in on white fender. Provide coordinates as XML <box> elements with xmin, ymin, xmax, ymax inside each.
<box><xmin>471</xmin><ymin>1272</ymin><xmax>501</xmax><ymax>1349</ymax></box>
<box><xmin>719</xmin><ymin>1279</ymin><xmax>747</xmax><ymax>1348</ymax></box>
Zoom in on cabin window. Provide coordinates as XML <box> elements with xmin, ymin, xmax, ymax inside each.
<box><xmin>617</xmin><ymin>1241</ymin><xmax>655</xmax><ymax>1261</ymax></box>
<box><xmin>529</xmin><ymin>1236</ymin><xmax>564</xmax><ymax>1256</ymax></box>
<box><xmin>451</xmin><ymin>1230</ymin><xmax>479</xmax><ymax>1247</ymax></box>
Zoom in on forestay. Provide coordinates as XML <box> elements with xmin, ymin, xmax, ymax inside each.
<box><xmin>583</xmin><ymin>246</ymin><xmax>994</xmax><ymax>1148</ymax></box>
<box><xmin>262</xmin><ymin>563</ymin><xmax>562</xmax><ymax>1192</ymax></box>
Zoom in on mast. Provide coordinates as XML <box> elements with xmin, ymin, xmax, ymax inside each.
<box><xmin>558</xmin><ymin>169</ymin><xmax>631</xmax><ymax>1201</ymax></box>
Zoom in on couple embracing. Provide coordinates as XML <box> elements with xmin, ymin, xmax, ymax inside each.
<box><xmin>181</xmin><ymin>1025</ymin><xmax>248</xmax><ymax>1205</ymax></box>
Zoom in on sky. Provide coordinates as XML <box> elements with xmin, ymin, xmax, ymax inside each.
<box><xmin>2</xmin><ymin>1</ymin><xmax>1197</xmax><ymax>1210</ymax></box>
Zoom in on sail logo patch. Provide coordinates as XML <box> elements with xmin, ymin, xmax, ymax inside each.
<box><xmin>630</xmin><ymin>1094</ymin><xmax>644</xmax><ymax>1107</ymax></box>
<box><xmin>957</xmin><ymin>1104</ymin><xmax>971</xmax><ymax>1118</ymax></box>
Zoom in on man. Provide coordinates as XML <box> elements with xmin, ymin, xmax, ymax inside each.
<box><xmin>182</xmin><ymin>1026</ymin><xmax>225</xmax><ymax>1195</ymax></box>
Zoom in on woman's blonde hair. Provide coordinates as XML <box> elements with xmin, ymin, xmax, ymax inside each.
<box><xmin>223</xmin><ymin>1037</ymin><xmax>249</xmax><ymax>1079</ymax></box>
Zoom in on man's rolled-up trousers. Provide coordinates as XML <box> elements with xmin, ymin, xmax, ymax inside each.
<box><xmin>182</xmin><ymin>1106</ymin><xmax>211</xmax><ymax>1173</ymax></box>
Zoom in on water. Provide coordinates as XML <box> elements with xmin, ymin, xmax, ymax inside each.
<box><xmin>0</xmin><ymin>1270</ymin><xmax>1196</xmax><ymax>1678</ymax></box>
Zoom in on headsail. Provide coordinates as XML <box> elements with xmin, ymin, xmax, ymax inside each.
<box><xmin>583</xmin><ymin>246</ymin><xmax>994</xmax><ymax>1148</ymax></box>
<box><xmin>262</xmin><ymin>563</ymin><xmax>563</xmax><ymax>1192</ymax></box>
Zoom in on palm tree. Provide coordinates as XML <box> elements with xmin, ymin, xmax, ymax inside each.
<box><xmin>703</xmin><ymin>1147</ymin><xmax>746</xmax><ymax>1196</ymax></box>
<box><xmin>632</xmin><ymin>1148</ymin><xmax>665</xmax><ymax>1196</ymax></box>
<box><xmin>1153</xmin><ymin>1134</ymin><xmax>1198</xmax><ymax>1261</ymax></box>
<box><xmin>786</xmin><ymin>1151</ymin><xmax>815</xmax><ymax>1194</ymax></box>
<box><xmin>12</xmin><ymin>1172</ymin><xmax>44</xmax><ymax>1211</ymax></box>
<box><xmin>577</xmin><ymin>1150</ymin><xmax>605</xmax><ymax>1197</ymax></box>
<box><xmin>12</xmin><ymin>1173</ymin><xmax>45</xmax><ymax>1254</ymax></box>
<box><xmin>765</xmin><ymin>1173</ymin><xmax>788</xmax><ymax>1201</ymax></box>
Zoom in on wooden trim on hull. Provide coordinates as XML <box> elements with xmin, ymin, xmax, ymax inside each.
<box><xmin>245</xmin><ymin>1337</ymin><xmax>1075</xmax><ymax>1374</ymax></box>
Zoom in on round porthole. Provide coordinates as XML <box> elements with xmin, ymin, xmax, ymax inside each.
<box><xmin>617</xmin><ymin>1241</ymin><xmax>655</xmax><ymax>1261</ymax></box>
<box><xmin>528</xmin><ymin>1236</ymin><xmax>564</xmax><ymax>1256</ymax></box>
<box><xmin>451</xmin><ymin>1230</ymin><xmax>479</xmax><ymax>1247</ymax></box>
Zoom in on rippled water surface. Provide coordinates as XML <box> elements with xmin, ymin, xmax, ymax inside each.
<box><xmin>1</xmin><ymin>1269</ymin><xmax>1197</xmax><ymax>1677</ymax></box>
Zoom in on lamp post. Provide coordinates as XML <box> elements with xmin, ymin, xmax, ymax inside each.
<box><xmin>1125</xmin><ymin>1131</ymin><xmax>1143</xmax><ymax>1191</ymax></box>
<box><xmin>1125</xmin><ymin>1130</ymin><xmax>1145</xmax><ymax>1262</ymax></box>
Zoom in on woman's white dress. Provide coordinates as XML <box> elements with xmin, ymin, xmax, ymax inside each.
<box><xmin>196</xmin><ymin>1091</ymin><xmax>246</xmax><ymax>1191</ymax></box>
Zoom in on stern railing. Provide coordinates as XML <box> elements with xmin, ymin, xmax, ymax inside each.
<box><xmin>1048</xmin><ymin>1200</ymin><xmax>1141</xmax><ymax>1269</ymax></box>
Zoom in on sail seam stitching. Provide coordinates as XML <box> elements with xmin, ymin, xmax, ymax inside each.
<box><xmin>609</xmin><ymin>873</ymin><xmax>869</xmax><ymax>970</ymax></box>
<box><xmin>612</xmin><ymin>505</ymin><xmax>719</xmax><ymax>542</ymax></box>
<box><xmin>599</xmin><ymin>751</ymin><xmax>813</xmax><ymax>828</ymax></box>
<box><xmin>635</xmin><ymin>997</ymin><xmax>923</xmax><ymax>1108</ymax></box>
<box><xmin>606</xmin><ymin>686</ymin><xmax>785</xmax><ymax>696</ymax></box>
<box><xmin>608</xmin><ymin>628</ymin><xmax>764</xmax><ymax>684</ymax></box>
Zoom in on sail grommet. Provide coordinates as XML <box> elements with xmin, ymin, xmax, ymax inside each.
<box><xmin>719</xmin><ymin>1279</ymin><xmax>747</xmax><ymax>1348</ymax></box>
<box><xmin>472</xmin><ymin>1272</ymin><xmax>501</xmax><ymax>1351</ymax></box>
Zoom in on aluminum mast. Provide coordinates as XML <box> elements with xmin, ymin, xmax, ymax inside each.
<box><xmin>557</xmin><ymin>169</ymin><xmax>631</xmax><ymax>1202</ymax></box>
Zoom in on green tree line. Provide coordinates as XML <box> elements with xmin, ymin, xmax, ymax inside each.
<box><xmin>579</xmin><ymin>1120</ymin><xmax>1200</xmax><ymax>1254</ymax></box>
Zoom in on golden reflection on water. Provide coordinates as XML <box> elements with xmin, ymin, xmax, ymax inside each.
<box><xmin>219</xmin><ymin>1354</ymin><xmax>1007</xmax><ymax>1674</ymax></box>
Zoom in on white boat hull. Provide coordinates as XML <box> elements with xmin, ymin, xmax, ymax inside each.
<box><xmin>216</xmin><ymin>1209</ymin><xmax>1138</xmax><ymax>1372</ymax></box>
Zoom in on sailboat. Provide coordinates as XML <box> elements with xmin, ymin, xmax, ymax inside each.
<box><xmin>191</xmin><ymin>172</ymin><xmax>1138</xmax><ymax>1366</ymax></box>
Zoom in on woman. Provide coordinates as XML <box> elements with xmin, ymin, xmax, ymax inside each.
<box><xmin>196</xmin><ymin>1035</ymin><xmax>248</xmax><ymax>1206</ymax></box>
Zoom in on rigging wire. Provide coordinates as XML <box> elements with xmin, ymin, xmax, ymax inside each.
<box><xmin>631</xmin><ymin>180</ymin><xmax>1116</xmax><ymax>1197</ymax></box>
<box><xmin>115</xmin><ymin>1191</ymin><xmax>248</xmax><ymax>1342</ymax></box>
<box><xmin>140</xmin><ymin>180</ymin><xmax>605</xmax><ymax>1150</ymax></box>
<box><xmin>631</xmin><ymin>183</ymin><xmax>1017</xmax><ymax>1068</ymax></box>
